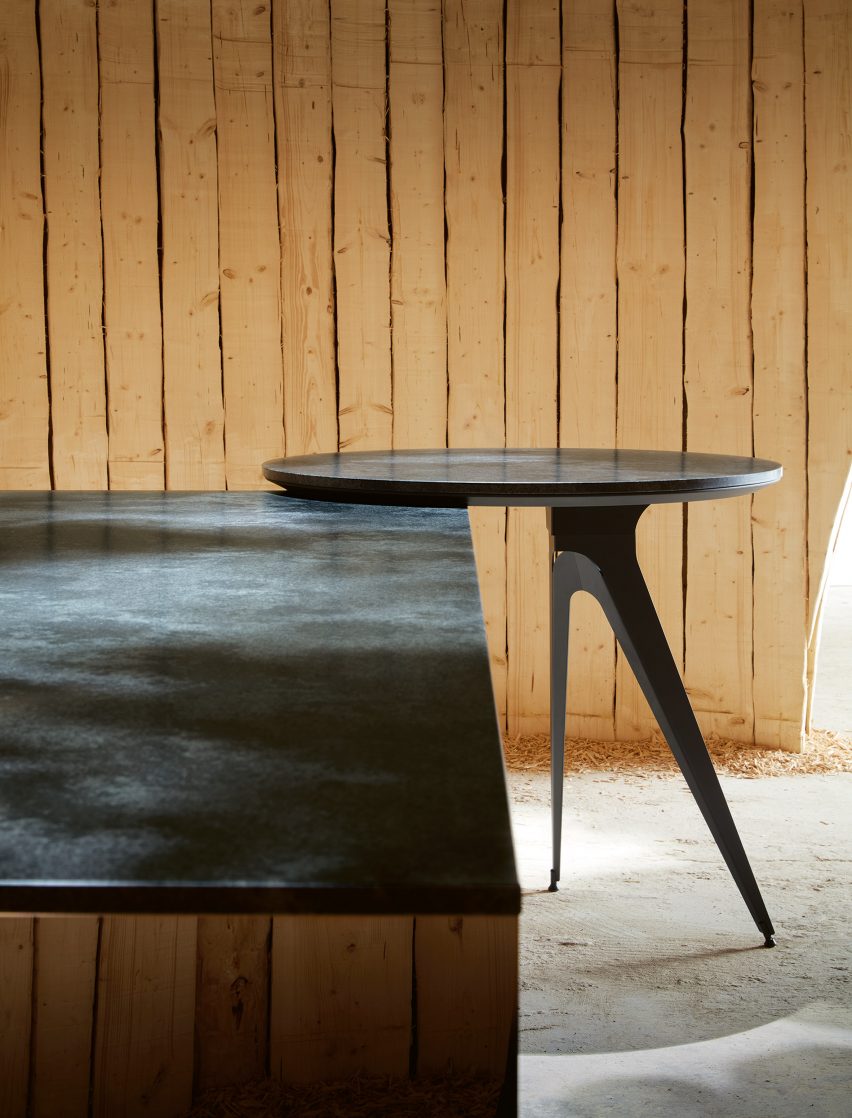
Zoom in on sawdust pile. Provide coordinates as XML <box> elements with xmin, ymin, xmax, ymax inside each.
<box><xmin>185</xmin><ymin>1074</ymin><xmax>501</xmax><ymax>1118</ymax></box>
<box><xmin>502</xmin><ymin>727</ymin><xmax>852</xmax><ymax>777</ymax></box>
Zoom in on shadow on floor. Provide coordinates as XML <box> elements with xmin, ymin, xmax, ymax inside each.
<box><xmin>520</xmin><ymin>1004</ymin><xmax>852</xmax><ymax>1118</ymax></box>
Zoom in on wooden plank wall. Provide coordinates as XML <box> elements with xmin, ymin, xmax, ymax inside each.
<box><xmin>804</xmin><ymin>0</ymin><xmax>852</xmax><ymax>709</ymax></box>
<box><xmin>505</xmin><ymin>0</ymin><xmax>560</xmax><ymax>733</ymax></box>
<box><xmin>1</xmin><ymin>0</ymin><xmax>847</xmax><ymax>745</ymax></box>
<box><xmin>41</xmin><ymin>0</ymin><xmax>108</xmax><ymax>490</ymax></box>
<box><xmin>615</xmin><ymin>0</ymin><xmax>685</xmax><ymax>741</ymax></box>
<box><xmin>560</xmin><ymin>0</ymin><xmax>618</xmax><ymax>741</ymax></box>
<box><xmin>752</xmin><ymin>0</ymin><xmax>807</xmax><ymax>749</ymax></box>
<box><xmin>684</xmin><ymin>0</ymin><xmax>754</xmax><ymax>743</ymax></box>
<box><xmin>444</xmin><ymin>0</ymin><xmax>508</xmax><ymax>711</ymax></box>
<box><xmin>0</xmin><ymin>0</ymin><xmax>50</xmax><ymax>489</ymax></box>
<box><xmin>100</xmin><ymin>0</ymin><xmax>164</xmax><ymax>489</ymax></box>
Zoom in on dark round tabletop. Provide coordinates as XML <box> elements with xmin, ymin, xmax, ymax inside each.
<box><xmin>262</xmin><ymin>449</ymin><xmax>782</xmax><ymax>508</ymax></box>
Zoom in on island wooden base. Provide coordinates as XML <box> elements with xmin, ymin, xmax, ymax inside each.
<box><xmin>0</xmin><ymin>913</ymin><xmax>517</xmax><ymax>1117</ymax></box>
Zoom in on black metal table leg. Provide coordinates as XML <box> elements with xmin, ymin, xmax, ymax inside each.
<box><xmin>548</xmin><ymin>505</ymin><xmax>776</xmax><ymax>946</ymax></box>
<box><xmin>549</xmin><ymin>550</ymin><xmax>583</xmax><ymax>891</ymax></box>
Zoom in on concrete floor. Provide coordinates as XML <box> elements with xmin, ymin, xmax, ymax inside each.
<box><xmin>510</xmin><ymin>770</ymin><xmax>852</xmax><ymax>1116</ymax></box>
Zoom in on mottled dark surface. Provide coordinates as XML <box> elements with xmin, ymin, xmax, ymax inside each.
<box><xmin>0</xmin><ymin>493</ymin><xmax>518</xmax><ymax>915</ymax></box>
<box><xmin>262</xmin><ymin>449</ymin><xmax>782</xmax><ymax>506</ymax></box>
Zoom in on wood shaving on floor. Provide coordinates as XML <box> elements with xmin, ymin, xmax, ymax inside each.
<box><xmin>184</xmin><ymin>1075</ymin><xmax>501</xmax><ymax>1118</ymax></box>
<box><xmin>502</xmin><ymin>727</ymin><xmax>852</xmax><ymax>777</ymax></box>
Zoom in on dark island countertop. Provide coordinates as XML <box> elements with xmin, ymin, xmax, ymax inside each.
<box><xmin>0</xmin><ymin>493</ymin><xmax>518</xmax><ymax>916</ymax></box>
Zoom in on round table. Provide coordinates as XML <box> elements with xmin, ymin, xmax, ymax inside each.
<box><xmin>264</xmin><ymin>449</ymin><xmax>782</xmax><ymax>946</ymax></box>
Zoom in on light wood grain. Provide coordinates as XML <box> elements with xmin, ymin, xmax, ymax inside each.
<box><xmin>31</xmin><ymin>917</ymin><xmax>99</xmax><ymax>1118</ymax></box>
<box><xmin>804</xmin><ymin>0</ymin><xmax>852</xmax><ymax>663</ymax></box>
<box><xmin>157</xmin><ymin>0</ymin><xmax>225</xmax><ymax>491</ymax></box>
<box><xmin>684</xmin><ymin>0</ymin><xmax>754</xmax><ymax>743</ymax></box>
<box><xmin>752</xmin><ymin>0</ymin><xmax>807</xmax><ymax>750</ymax></box>
<box><xmin>270</xmin><ymin>916</ymin><xmax>412</xmax><ymax>1082</ymax></box>
<box><xmin>41</xmin><ymin>0</ymin><xmax>108</xmax><ymax>490</ymax></box>
<box><xmin>93</xmin><ymin>916</ymin><xmax>195</xmax><ymax>1118</ymax></box>
<box><xmin>331</xmin><ymin>0</ymin><xmax>392</xmax><ymax>451</ymax></box>
<box><xmin>444</xmin><ymin>0</ymin><xmax>505</xmax><ymax>449</ymax></box>
<box><xmin>274</xmin><ymin>0</ymin><xmax>338</xmax><ymax>456</ymax></box>
<box><xmin>213</xmin><ymin>0</ymin><xmax>283</xmax><ymax>489</ymax></box>
<box><xmin>0</xmin><ymin>0</ymin><xmax>50</xmax><ymax>489</ymax></box>
<box><xmin>0</xmin><ymin>918</ymin><xmax>33</xmax><ymax>1118</ymax></box>
<box><xmin>505</xmin><ymin>0</ymin><xmax>560</xmax><ymax>734</ymax></box>
<box><xmin>415</xmin><ymin>915</ymin><xmax>517</xmax><ymax>1076</ymax></box>
<box><xmin>615</xmin><ymin>0</ymin><xmax>685</xmax><ymax>739</ymax></box>
<box><xmin>329</xmin><ymin>0</ymin><xmax>392</xmax><ymax>452</ymax></box>
<box><xmin>468</xmin><ymin>508</ymin><xmax>509</xmax><ymax>723</ymax></box>
<box><xmin>507</xmin><ymin>505</ymin><xmax>552</xmax><ymax>734</ymax></box>
<box><xmin>195</xmin><ymin>916</ymin><xmax>270</xmax><ymax>1090</ymax></box>
<box><xmin>559</xmin><ymin>0</ymin><xmax>618</xmax><ymax>741</ymax></box>
<box><xmin>444</xmin><ymin>0</ymin><xmax>507</xmax><ymax>721</ymax></box>
<box><xmin>388</xmin><ymin>0</ymin><xmax>447</xmax><ymax>449</ymax></box>
<box><xmin>100</xmin><ymin>0</ymin><xmax>164</xmax><ymax>490</ymax></box>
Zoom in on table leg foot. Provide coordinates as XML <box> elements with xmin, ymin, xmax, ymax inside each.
<box><xmin>759</xmin><ymin>917</ymin><xmax>776</xmax><ymax>947</ymax></box>
<box><xmin>548</xmin><ymin>870</ymin><xmax>559</xmax><ymax>892</ymax></box>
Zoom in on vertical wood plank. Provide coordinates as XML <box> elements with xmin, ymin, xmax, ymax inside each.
<box><xmin>444</xmin><ymin>0</ymin><xmax>507</xmax><ymax>721</ymax></box>
<box><xmin>274</xmin><ymin>0</ymin><xmax>338</xmax><ymax>457</ymax></box>
<box><xmin>560</xmin><ymin>0</ymin><xmax>618</xmax><ymax>741</ymax></box>
<box><xmin>388</xmin><ymin>0</ymin><xmax>447</xmax><ymax>449</ymax></box>
<box><xmin>615</xmin><ymin>0</ymin><xmax>685</xmax><ymax>739</ymax></box>
<box><xmin>158</xmin><ymin>0</ymin><xmax>225</xmax><ymax>491</ymax></box>
<box><xmin>331</xmin><ymin>0</ymin><xmax>393</xmax><ymax>452</ymax></box>
<box><xmin>93</xmin><ymin>916</ymin><xmax>195</xmax><ymax>1118</ymax></box>
<box><xmin>41</xmin><ymin>0</ymin><xmax>108</xmax><ymax>490</ymax></box>
<box><xmin>0</xmin><ymin>918</ymin><xmax>33</xmax><ymax>1118</ymax></box>
<box><xmin>270</xmin><ymin>916</ymin><xmax>412</xmax><ymax>1082</ymax></box>
<box><xmin>415</xmin><ymin>915</ymin><xmax>517</xmax><ymax>1076</ymax></box>
<box><xmin>31</xmin><ymin>917</ymin><xmax>99</xmax><ymax>1118</ymax></box>
<box><xmin>212</xmin><ymin>0</ymin><xmax>283</xmax><ymax>490</ymax></box>
<box><xmin>469</xmin><ymin>508</ymin><xmax>508</xmax><ymax>725</ymax></box>
<box><xmin>684</xmin><ymin>0</ymin><xmax>754</xmax><ymax>743</ymax></box>
<box><xmin>194</xmin><ymin>916</ymin><xmax>270</xmax><ymax>1090</ymax></box>
<box><xmin>805</xmin><ymin>1</ymin><xmax>852</xmax><ymax>643</ymax></box>
<box><xmin>505</xmin><ymin>0</ymin><xmax>560</xmax><ymax>734</ymax></box>
<box><xmin>100</xmin><ymin>0</ymin><xmax>164</xmax><ymax>490</ymax></box>
<box><xmin>444</xmin><ymin>0</ymin><xmax>505</xmax><ymax>449</ymax></box>
<box><xmin>752</xmin><ymin>0</ymin><xmax>807</xmax><ymax>750</ymax></box>
<box><xmin>0</xmin><ymin>0</ymin><xmax>50</xmax><ymax>490</ymax></box>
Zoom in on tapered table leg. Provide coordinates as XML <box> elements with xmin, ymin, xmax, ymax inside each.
<box><xmin>548</xmin><ymin>505</ymin><xmax>775</xmax><ymax>946</ymax></box>
<box><xmin>549</xmin><ymin>551</ymin><xmax>583</xmax><ymax>891</ymax></box>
